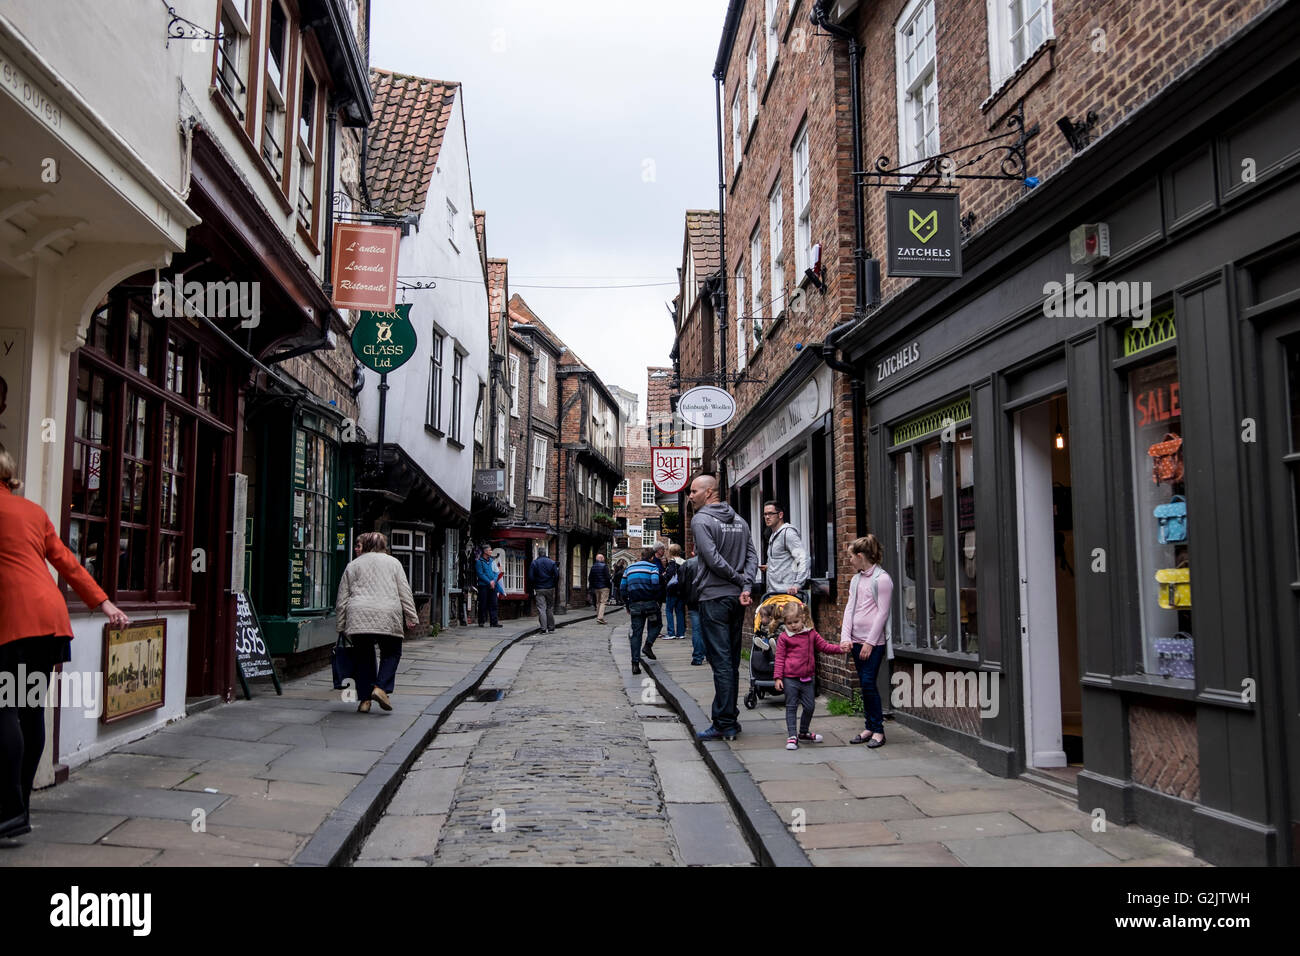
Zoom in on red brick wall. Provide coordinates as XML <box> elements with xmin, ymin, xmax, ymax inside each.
<box><xmin>1129</xmin><ymin>701</ymin><xmax>1199</xmax><ymax>801</ymax></box>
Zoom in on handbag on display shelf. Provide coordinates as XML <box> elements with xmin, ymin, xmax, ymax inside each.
<box><xmin>1154</xmin><ymin>495</ymin><xmax>1188</xmax><ymax>544</ymax></box>
<box><xmin>1147</xmin><ymin>432</ymin><xmax>1184</xmax><ymax>485</ymax></box>
<box><xmin>963</xmin><ymin>532</ymin><xmax>976</xmax><ymax>579</ymax></box>
<box><xmin>1153</xmin><ymin>632</ymin><xmax>1195</xmax><ymax>679</ymax></box>
<box><xmin>904</xmin><ymin>585</ymin><xmax>917</xmax><ymax>626</ymax></box>
<box><xmin>1155</xmin><ymin>562</ymin><xmax>1191</xmax><ymax>609</ymax></box>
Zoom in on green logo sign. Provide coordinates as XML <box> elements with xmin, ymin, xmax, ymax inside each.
<box><xmin>908</xmin><ymin>209</ymin><xmax>938</xmax><ymax>243</ymax></box>
<box><xmin>351</xmin><ymin>303</ymin><xmax>417</xmax><ymax>373</ymax></box>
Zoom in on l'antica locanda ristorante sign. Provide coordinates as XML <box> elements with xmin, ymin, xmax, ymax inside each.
<box><xmin>351</xmin><ymin>304</ymin><xmax>416</xmax><ymax>373</ymax></box>
<box><xmin>331</xmin><ymin>223</ymin><xmax>401</xmax><ymax>312</ymax></box>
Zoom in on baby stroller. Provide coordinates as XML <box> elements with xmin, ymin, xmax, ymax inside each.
<box><xmin>744</xmin><ymin>593</ymin><xmax>805</xmax><ymax>709</ymax></box>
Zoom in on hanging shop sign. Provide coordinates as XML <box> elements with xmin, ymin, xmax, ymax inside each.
<box><xmin>678</xmin><ymin>386</ymin><xmax>736</xmax><ymax>429</ymax></box>
<box><xmin>351</xmin><ymin>303</ymin><xmax>416</xmax><ymax>372</ymax></box>
<box><xmin>652</xmin><ymin>446</ymin><xmax>690</xmax><ymax>494</ymax></box>
<box><xmin>331</xmin><ymin>223</ymin><xmax>401</xmax><ymax>311</ymax></box>
<box><xmin>886</xmin><ymin>192</ymin><xmax>962</xmax><ymax>278</ymax></box>
<box><xmin>475</xmin><ymin>468</ymin><xmax>506</xmax><ymax>494</ymax></box>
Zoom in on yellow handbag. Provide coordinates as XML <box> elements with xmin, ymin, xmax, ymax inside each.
<box><xmin>1155</xmin><ymin>564</ymin><xmax>1191</xmax><ymax>609</ymax></box>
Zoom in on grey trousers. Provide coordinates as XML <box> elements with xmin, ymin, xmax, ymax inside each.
<box><xmin>534</xmin><ymin>588</ymin><xmax>555</xmax><ymax>630</ymax></box>
<box><xmin>784</xmin><ymin>679</ymin><xmax>816</xmax><ymax>737</ymax></box>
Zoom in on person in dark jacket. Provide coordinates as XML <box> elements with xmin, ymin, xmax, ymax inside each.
<box><xmin>529</xmin><ymin>548</ymin><xmax>559</xmax><ymax>632</ymax></box>
<box><xmin>588</xmin><ymin>553</ymin><xmax>611</xmax><ymax>623</ymax></box>
<box><xmin>475</xmin><ymin>546</ymin><xmax>502</xmax><ymax>627</ymax></box>
<box><xmin>610</xmin><ymin>559</ymin><xmax>627</xmax><ymax>607</ymax></box>
<box><xmin>619</xmin><ymin>548</ymin><xmax>664</xmax><ymax>675</ymax></box>
<box><xmin>681</xmin><ymin>552</ymin><xmax>705</xmax><ymax>665</ymax></box>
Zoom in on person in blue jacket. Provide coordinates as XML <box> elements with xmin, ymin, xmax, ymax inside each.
<box><xmin>619</xmin><ymin>547</ymin><xmax>664</xmax><ymax>675</ymax></box>
<box><xmin>476</xmin><ymin>545</ymin><xmax>503</xmax><ymax>627</ymax></box>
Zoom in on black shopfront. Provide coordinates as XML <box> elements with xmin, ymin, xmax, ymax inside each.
<box><xmin>844</xmin><ymin>7</ymin><xmax>1300</xmax><ymax>866</ymax></box>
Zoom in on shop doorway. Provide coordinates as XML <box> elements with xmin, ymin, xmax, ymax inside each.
<box><xmin>1013</xmin><ymin>395</ymin><xmax>1081</xmax><ymax>777</ymax></box>
<box><xmin>187</xmin><ymin>424</ymin><xmax>231</xmax><ymax>699</ymax></box>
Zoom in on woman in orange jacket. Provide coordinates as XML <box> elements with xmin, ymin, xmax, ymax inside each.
<box><xmin>0</xmin><ymin>444</ymin><xmax>128</xmax><ymax>839</ymax></box>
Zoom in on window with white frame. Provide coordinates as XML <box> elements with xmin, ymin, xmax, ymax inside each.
<box><xmin>747</xmin><ymin>33</ymin><xmax>760</xmax><ymax>130</ymax></box>
<box><xmin>296</xmin><ymin>64</ymin><xmax>321</xmax><ymax>235</ymax></box>
<box><xmin>450</xmin><ymin>350</ymin><xmax>464</xmax><ymax>442</ymax></box>
<box><xmin>538</xmin><ymin>352</ymin><xmax>549</xmax><ymax>407</ymax></box>
<box><xmin>503</xmin><ymin>549</ymin><xmax>526</xmax><ymax>593</ymax></box>
<box><xmin>897</xmin><ymin>0</ymin><xmax>939</xmax><ymax>167</ymax></box>
<box><xmin>447</xmin><ymin>199</ymin><xmax>460</xmax><ymax>251</ymax></box>
<box><xmin>736</xmin><ymin>264</ymin><xmax>747</xmax><ymax>371</ymax></box>
<box><xmin>508</xmin><ymin>447</ymin><xmax>517</xmax><ymax>507</ymax></box>
<box><xmin>731</xmin><ymin>89</ymin><xmax>742</xmax><ymax>172</ymax></box>
<box><xmin>793</xmin><ymin>123</ymin><xmax>812</xmax><ymax>276</ymax></box>
<box><xmin>427</xmin><ymin>333</ymin><xmax>444</xmax><ymax>431</ymax></box>
<box><xmin>390</xmin><ymin>528</ymin><xmax>428</xmax><ymax>595</ymax></box>
<box><xmin>496</xmin><ymin>411</ymin><xmax>505</xmax><ymax>464</ymax></box>
<box><xmin>508</xmin><ymin>353</ymin><xmax>520</xmax><ymax>416</ymax></box>
<box><xmin>643</xmin><ymin>529</ymin><xmax>658</xmax><ymax>548</ymax></box>
<box><xmin>615</xmin><ymin>478</ymin><xmax>628</xmax><ymax>500</ymax></box>
<box><xmin>261</xmin><ymin>1</ymin><xmax>289</xmax><ymax>182</ymax></box>
<box><xmin>750</xmin><ymin>227</ymin><xmax>763</xmax><ymax>350</ymax></box>
<box><xmin>531</xmin><ymin>436</ymin><xmax>548</xmax><ymax>495</ymax></box>
<box><xmin>216</xmin><ymin>0</ymin><xmax>250</xmax><ymax>122</ymax></box>
<box><xmin>641</xmin><ymin>479</ymin><xmax>657</xmax><ymax>507</ymax></box>
<box><xmin>769</xmin><ymin>180</ymin><xmax>785</xmax><ymax>316</ymax></box>
<box><xmin>766</xmin><ymin>0</ymin><xmax>780</xmax><ymax>76</ymax></box>
<box><xmin>474</xmin><ymin>386</ymin><xmax>484</xmax><ymax>446</ymax></box>
<box><xmin>578</xmin><ymin>463</ymin><xmax>586</xmax><ymax>499</ymax></box>
<box><xmin>989</xmin><ymin>0</ymin><xmax>1054</xmax><ymax>90</ymax></box>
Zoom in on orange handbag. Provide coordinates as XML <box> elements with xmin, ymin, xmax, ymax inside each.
<box><xmin>1147</xmin><ymin>433</ymin><xmax>1184</xmax><ymax>485</ymax></box>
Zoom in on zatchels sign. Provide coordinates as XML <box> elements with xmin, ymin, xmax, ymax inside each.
<box><xmin>885</xmin><ymin>191</ymin><xmax>962</xmax><ymax>278</ymax></box>
<box><xmin>352</xmin><ymin>304</ymin><xmax>416</xmax><ymax>372</ymax></box>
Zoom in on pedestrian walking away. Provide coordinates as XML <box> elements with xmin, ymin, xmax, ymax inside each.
<box><xmin>610</xmin><ymin>559</ymin><xmax>627</xmax><ymax>607</ymax></box>
<box><xmin>0</xmin><ymin>444</ymin><xmax>130</xmax><ymax>840</ymax></box>
<box><xmin>619</xmin><ymin>547</ymin><xmax>665</xmax><ymax>675</ymax></box>
<box><xmin>336</xmin><ymin>531</ymin><xmax>420</xmax><ymax>714</ymax></box>
<box><xmin>681</xmin><ymin>551</ymin><xmax>706</xmax><ymax>665</ymax></box>
<box><xmin>761</xmin><ymin>500</ymin><xmax>808</xmax><ymax>597</ymax></box>
<box><xmin>773</xmin><ymin>602</ymin><xmax>845</xmax><ymax>749</ymax></box>
<box><xmin>840</xmin><ymin>534</ymin><xmax>894</xmax><ymax>747</ymax></box>
<box><xmin>529</xmin><ymin>547</ymin><xmax>559</xmax><ymax>632</ymax></box>
<box><xmin>475</xmin><ymin>545</ymin><xmax>503</xmax><ymax>627</ymax></box>
<box><xmin>687</xmin><ymin>473</ymin><xmax>759</xmax><ymax>741</ymax></box>
<box><xmin>662</xmin><ymin>543</ymin><xmax>686</xmax><ymax>638</ymax></box>
<box><xmin>588</xmin><ymin>552</ymin><xmax>611</xmax><ymax>623</ymax></box>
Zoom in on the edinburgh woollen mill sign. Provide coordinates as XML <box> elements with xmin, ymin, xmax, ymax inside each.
<box><xmin>677</xmin><ymin>386</ymin><xmax>736</xmax><ymax>429</ymax></box>
<box><xmin>352</xmin><ymin>304</ymin><xmax>417</xmax><ymax>373</ymax></box>
<box><xmin>886</xmin><ymin>192</ymin><xmax>962</xmax><ymax>278</ymax></box>
<box><xmin>331</xmin><ymin>223</ymin><xmax>401</xmax><ymax>311</ymax></box>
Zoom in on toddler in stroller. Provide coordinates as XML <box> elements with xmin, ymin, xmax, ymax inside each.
<box><xmin>744</xmin><ymin>593</ymin><xmax>804</xmax><ymax>710</ymax></box>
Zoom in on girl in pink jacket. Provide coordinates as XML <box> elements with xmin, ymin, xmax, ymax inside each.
<box><xmin>773</xmin><ymin>603</ymin><xmax>846</xmax><ymax>750</ymax></box>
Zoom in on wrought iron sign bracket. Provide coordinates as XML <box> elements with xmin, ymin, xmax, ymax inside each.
<box><xmin>163</xmin><ymin>4</ymin><xmax>219</xmax><ymax>47</ymax></box>
<box><xmin>860</xmin><ymin>100</ymin><xmax>1040</xmax><ymax>189</ymax></box>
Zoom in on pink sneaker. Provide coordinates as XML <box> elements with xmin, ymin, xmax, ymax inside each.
<box><xmin>798</xmin><ymin>732</ymin><xmax>823</xmax><ymax>743</ymax></box>
<box><xmin>786</xmin><ymin>737</ymin><xmax>799</xmax><ymax>750</ymax></box>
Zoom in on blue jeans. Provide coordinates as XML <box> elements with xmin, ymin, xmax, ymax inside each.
<box><xmin>627</xmin><ymin>600</ymin><xmax>662</xmax><ymax>663</ymax></box>
<box><xmin>689</xmin><ymin>608</ymin><xmax>704</xmax><ymax>664</ymax></box>
<box><xmin>664</xmin><ymin>594</ymin><xmax>685</xmax><ymax>636</ymax></box>
<box><xmin>852</xmin><ymin>642</ymin><xmax>886</xmax><ymax>735</ymax></box>
<box><xmin>698</xmin><ymin>595</ymin><xmax>744</xmax><ymax>733</ymax></box>
<box><xmin>351</xmin><ymin>633</ymin><xmax>402</xmax><ymax>699</ymax></box>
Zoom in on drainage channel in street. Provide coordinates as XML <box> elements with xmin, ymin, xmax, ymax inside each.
<box><xmin>349</xmin><ymin>621</ymin><xmax>753</xmax><ymax>866</ymax></box>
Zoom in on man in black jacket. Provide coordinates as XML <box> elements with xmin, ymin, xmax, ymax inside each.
<box><xmin>588</xmin><ymin>553</ymin><xmax>611</xmax><ymax>623</ymax></box>
<box><xmin>529</xmin><ymin>547</ymin><xmax>559</xmax><ymax>632</ymax></box>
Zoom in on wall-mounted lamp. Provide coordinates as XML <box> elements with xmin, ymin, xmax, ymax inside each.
<box><xmin>1055</xmin><ymin>412</ymin><xmax>1066</xmax><ymax>451</ymax></box>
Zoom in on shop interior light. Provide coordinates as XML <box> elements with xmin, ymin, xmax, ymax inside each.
<box><xmin>1055</xmin><ymin>413</ymin><xmax>1066</xmax><ymax>450</ymax></box>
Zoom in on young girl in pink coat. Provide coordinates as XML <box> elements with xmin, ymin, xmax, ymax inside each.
<box><xmin>773</xmin><ymin>602</ymin><xmax>846</xmax><ymax>750</ymax></box>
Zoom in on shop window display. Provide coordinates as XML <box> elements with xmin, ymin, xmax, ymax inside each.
<box><xmin>291</xmin><ymin>417</ymin><xmax>338</xmax><ymax>611</ymax></box>
<box><xmin>1127</xmin><ymin>354</ymin><xmax>1193</xmax><ymax>679</ymax></box>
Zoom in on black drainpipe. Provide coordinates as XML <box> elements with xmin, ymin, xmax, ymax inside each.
<box><xmin>711</xmin><ymin>71</ymin><xmax>731</xmax><ymax>491</ymax></box>
<box><xmin>323</xmin><ymin>104</ymin><xmax>339</xmax><ymax>293</ymax></box>
<box><xmin>813</xmin><ymin>1</ymin><xmax>869</xmax><ymax>537</ymax></box>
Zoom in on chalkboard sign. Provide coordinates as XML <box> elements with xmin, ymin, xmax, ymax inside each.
<box><xmin>235</xmin><ymin>591</ymin><xmax>282</xmax><ymax>699</ymax></box>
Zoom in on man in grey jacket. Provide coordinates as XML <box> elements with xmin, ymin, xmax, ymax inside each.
<box><xmin>762</xmin><ymin>500</ymin><xmax>808</xmax><ymax>596</ymax></box>
<box><xmin>687</xmin><ymin>474</ymin><xmax>759</xmax><ymax>741</ymax></box>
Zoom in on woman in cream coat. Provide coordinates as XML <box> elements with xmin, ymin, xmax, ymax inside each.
<box><xmin>335</xmin><ymin>532</ymin><xmax>419</xmax><ymax>713</ymax></box>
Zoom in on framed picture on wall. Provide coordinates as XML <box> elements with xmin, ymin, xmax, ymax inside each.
<box><xmin>101</xmin><ymin>619</ymin><xmax>167</xmax><ymax>724</ymax></box>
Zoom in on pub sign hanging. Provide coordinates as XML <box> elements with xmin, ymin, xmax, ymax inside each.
<box><xmin>886</xmin><ymin>191</ymin><xmax>962</xmax><ymax>278</ymax></box>
<box><xmin>351</xmin><ymin>303</ymin><xmax>417</xmax><ymax>373</ymax></box>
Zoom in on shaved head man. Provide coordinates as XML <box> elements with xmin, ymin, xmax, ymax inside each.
<box><xmin>687</xmin><ymin>472</ymin><xmax>759</xmax><ymax>742</ymax></box>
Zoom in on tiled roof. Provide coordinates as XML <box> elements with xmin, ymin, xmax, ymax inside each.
<box><xmin>685</xmin><ymin>210</ymin><xmax>721</xmax><ymax>275</ymax></box>
<box><xmin>367</xmin><ymin>69</ymin><xmax>459</xmax><ymax>216</ymax></box>
<box><xmin>508</xmin><ymin>293</ymin><xmax>565</xmax><ymax>356</ymax></box>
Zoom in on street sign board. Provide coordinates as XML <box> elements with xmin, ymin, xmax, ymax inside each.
<box><xmin>475</xmin><ymin>468</ymin><xmax>506</xmax><ymax>494</ymax></box>
<box><xmin>652</xmin><ymin>446</ymin><xmax>690</xmax><ymax>493</ymax></box>
<box><xmin>331</xmin><ymin>223</ymin><xmax>401</xmax><ymax>311</ymax></box>
<box><xmin>352</xmin><ymin>303</ymin><xmax>416</xmax><ymax>373</ymax></box>
<box><xmin>885</xmin><ymin>191</ymin><xmax>962</xmax><ymax>278</ymax></box>
<box><xmin>678</xmin><ymin>386</ymin><xmax>736</xmax><ymax>429</ymax></box>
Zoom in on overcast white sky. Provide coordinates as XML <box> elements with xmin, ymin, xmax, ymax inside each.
<box><xmin>371</xmin><ymin>0</ymin><xmax>729</xmax><ymax>424</ymax></box>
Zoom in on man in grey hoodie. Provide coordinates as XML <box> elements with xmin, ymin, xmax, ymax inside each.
<box><xmin>687</xmin><ymin>473</ymin><xmax>759</xmax><ymax>741</ymax></box>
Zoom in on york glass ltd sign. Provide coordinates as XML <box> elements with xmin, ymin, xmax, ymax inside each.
<box><xmin>886</xmin><ymin>192</ymin><xmax>962</xmax><ymax>278</ymax></box>
<box><xmin>351</xmin><ymin>303</ymin><xmax>416</xmax><ymax>372</ymax></box>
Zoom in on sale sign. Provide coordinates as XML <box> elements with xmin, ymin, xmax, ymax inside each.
<box><xmin>331</xmin><ymin>223</ymin><xmax>401</xmax><ymax>311</ymax></box>
<box><xmin>652</xmin><ymin>446</ymin><xmax>690</xmax><ymax>494</ymax></box>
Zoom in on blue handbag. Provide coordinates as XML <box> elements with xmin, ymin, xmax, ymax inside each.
<box><xmin>331</xmin><ymin>634</ymin><xmax>354</xmax><ymax>690</ymax></box>
<box><xmin>1154</xmin><ymin>495</ymin><xmax>1188</xmax><ymax>544</ymax></box>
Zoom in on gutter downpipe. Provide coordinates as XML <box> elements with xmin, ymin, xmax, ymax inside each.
<box><xmin>712</xmin><ymin>71</ymin><xmax>730</xmax><ymax>493</ymax></box>
<box><xmin>814</xmin><ymin>1</ymin><xmax>868</xmax><ymax>537</ymax></box>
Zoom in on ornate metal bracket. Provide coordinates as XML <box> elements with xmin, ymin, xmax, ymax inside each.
<box><xmin>1056</xmin><ymin>111</ymin><xmax>1099</xmax><ymax>153</ymax></box>
<box><xmin>164</xmin><ymin>5</ymin><xmax>219</xmax><ymax>47</ymax></box>
<box><xmin>862</xmin><ymin>100</ymin><xmax>1040</xmax><ymax>189</ymax></box>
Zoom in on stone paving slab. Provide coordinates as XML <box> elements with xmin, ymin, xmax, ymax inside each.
<box><xmin>944</xmin><ymin>830</ymin><xmax>1119</xmax><ymax>866</ymax></box>
<box><xmin>667</xmin><ymin>803</ymin><xmax>753</xmax><ymax>865</ymax></box>
<box><xmin>356</xmin><ymin>814</ymin><xmax>446</xmax><ymax>860</ymax></box>
<box><xmin>795</xmin><ymin>821</ymin><xmax>899</xmax><ymax>849</ymax></box>
<box><xmin>0</xmin><ymin>841</ymin><xmax>162</xmax><ymax>866</ymax></box>
<box><xmin>99</xmin><ymin>818</ymin><xmax>304</xmax><ymax>859</ymax></box>
<box><xmin>775</xmin><ymin>796</ymin><xmax>923</xmax><ymax>824</ymax></box>
<box><xmin>808</xmin><ymin>842</ymin><xmax>962</xmax><ymax>866</ymax></box>
<box><xmin>888</xmin><ymin>811</ymin><xmax>1036</xmax><ymax>843</ymax></box>
<box><xmin>30</xmin><ymin>782</ymin><xmax>228</xmax><ymax>821</ymax></box>
<box><xmin>21</xmin><ymin>811</ymin><xmax>128</xmax><ymax>845</ymax></box>
<box><xmin>656</xmin><ymin>759</ymin><xmax>726</xmax><ymax>803</ymax></box>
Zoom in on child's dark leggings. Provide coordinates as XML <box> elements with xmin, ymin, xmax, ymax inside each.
<box><xmin>784</xmin><ymin>680</ymin><xmax>816</xmax><ymax>737</ymax></box>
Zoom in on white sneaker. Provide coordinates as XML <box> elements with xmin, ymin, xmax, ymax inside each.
<box><xmin>786</xmin><ymin>737</ymin><xmax>799</xmax><ymax>750</ymax></box>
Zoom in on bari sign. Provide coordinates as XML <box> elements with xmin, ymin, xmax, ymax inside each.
<box><xmin>351</xmin><ymin>304</ymin><xmax>416</xmax><ymax>372</ymax></box>
<box><xmin>652</xmin><ymin>446</ymin><xmax>690</xmax><ymax>494</ymax></box>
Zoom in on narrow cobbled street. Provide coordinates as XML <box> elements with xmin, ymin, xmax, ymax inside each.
<box><xmin>354</xmin><ymin>619</ymin><xmax>753</xmax><ymax>866</ymax></box>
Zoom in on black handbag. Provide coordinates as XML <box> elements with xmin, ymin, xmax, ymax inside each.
<box><xmin>331</xmin><ymin>634</ymin><xmax>354</xmax><ymax>690</ymax></box>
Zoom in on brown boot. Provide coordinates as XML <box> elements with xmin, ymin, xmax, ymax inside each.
<box><xmin>371</xmin><ymin>687</ymin><xmax>392</xmax><ymax>711</ymax></box>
